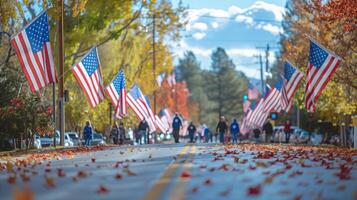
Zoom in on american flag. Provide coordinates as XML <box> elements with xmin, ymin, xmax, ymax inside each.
<box><xmin>304</xmin><ymin>39</ymin><xmax>342</xmax><ymax>112</ymax></box>
<box><xmin>72</xmin><ymin>47</ymin><xmax>105</xmax><ymax>107</ymax></box>
<box><xmin>144</xmin><ymin>96</ymin><xmax>158</xmax><ymax>131</ymax></box>
<box><xmin>167</xmin><ymin>72</ymin><xmax>176</xmax><ymax>87</ymax></box>
<box><xmin>281</xmin><ymin>61</ymin><xmax>304</xmax><ymax>112</ymax></box>
<box><xmin>11</xmin><ymin>11</ymin><xmax>57</xmax><ymax>92</ymax></box>
<box><xmin>155</xmin><ymin>115</ymin><xmax>169</xmax><ymax>133</ymax></box>
<box><xmin>105</xmin><ymin>70</ymin><xmax>127</xmax><ymax>118</ymax></box>
<box><xmin>240</xmin><ymin>116</ymin><xmax>250</xmax><ymax>135</ymax></box>
<box><xmin>126</xmin><ymin>85</ymin><xmax>156</xmax><ymax>131</ymax></box>
<box><xmin>243</xmin><ymin>100</ymin><xmax>251</xmax><ymax>113</ymax></box>
<box><xmin>263</xmin><ymin>80</ymin><xmax>284</xmax><ymax>113</ymax></box>
<box><xmin>156</xmin><ymin>73</ymin><xmax>166</xmax><ymax>87</ymax></box>
<box><xmin>159</xmin><ymin>108</ymin><xmax>172</xmax><ymax>129</ymax></box>
<box><xmin>248</xmin><ymin>83</ymin><xmax>260</xmax><ymax>100</ymax></box>
<box><xmin>246</xmin><ymin>98</ymin><xmax>268</xmax><ymax>128</ymax></box>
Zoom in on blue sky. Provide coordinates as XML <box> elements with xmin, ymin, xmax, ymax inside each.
<box><xmin>169</xmin><ymin>0</ymin><xmax>287</xmax><ymax>78</ymax></box>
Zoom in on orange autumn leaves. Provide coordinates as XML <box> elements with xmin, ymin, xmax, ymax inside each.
<box><xmin>156</xmin><ymin>80</ymin><xmax>190</xmax><ymax>118</ymax></box>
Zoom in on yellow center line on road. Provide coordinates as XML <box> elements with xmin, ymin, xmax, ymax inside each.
<box><xmin>168</xmin><ymin>145</ymin><xmax>196</xmax><ymax>200</ymax></box>
<box><xmin>142</xmin><ymin>144</ymin><xmax>191</xmax><ymax>200</ymax></box>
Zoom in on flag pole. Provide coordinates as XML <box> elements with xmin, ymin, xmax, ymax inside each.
<box><xmin>58</xmin><ymin>0</ymin><xmax>65</xmax><ymax>146</ymax></box>
<box><xmin>53</xmin><ymin>82</ymin><xmax>56</xmax><ymax>147</ymax></box>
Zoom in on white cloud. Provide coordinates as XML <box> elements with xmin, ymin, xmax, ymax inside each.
<box><xmin>191</xmin><ymin>22</ymin><xmax>208</xmax><ymax>31</ymax></box>
<box><xmin>256</xmin><ymin>23</ymin><xmax>283</xmax><ymax>35</ymax></box>
<box><xmin>248</xmin><ymin>1</ymin><xmax>285</xmax><ymax>21</ymax></box>
<box><xmin>235</xmin><ymin>15</ymin><xmax>254</xmax><ymax>25</ymax></box>
<box><xmin>192</xmin><ymin>32</ymin><xmax>206</xmax><ymax>40</ymax></box>
<box><xmin>211</xmin><ymin>22</ymin><xmax>219</xmax><ymax>29</ymax></box>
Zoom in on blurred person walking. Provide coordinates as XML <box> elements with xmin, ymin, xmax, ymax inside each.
<box><xmin>187</xmin><ymin>122</ymin><xmax>196</xmax><ymax>143</ymax></box>
<box><xmin>263</xmin><ymin>119</ymin><xmax>273</xmax><ymax>143</ymax></box>
<box><xmin>138</xmin><ymin>119</ymin><xmax>149</xmax><ymax>144</ymax></box>
<box><xmin>284</xmin><ymin>120</ymin><xmax>292</xmax><ymax>143</ymax></box>
<box><xmin>216</xmin><ymin>116</ymin><xmax>228</xmax><ymax>144</ymax></box>
<box><xmin>83</xmin><ymin>121</ymin><xmax>93</xmax><ymax>147</ymax></box>
<box><xmin>110</xmin><ymin>123</ymin><xmax>119</xmax><ymax>145</ymax></box>
<box><xmin>172</xmin><ymin>113</ymin><xmax>183</xmax><ymax>143</ymax></box>
<box><xmin>230</xmin><ymin>119</ymin><xmax>240</xmax><ymax>144</ymax></box>
<box><xmin>118</xmin><ymin>122</ymin><xmax>126</xmax><ymax>145</ymax></box>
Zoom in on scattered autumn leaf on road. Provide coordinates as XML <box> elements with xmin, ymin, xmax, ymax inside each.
<box><xmin>247</xmin><ymin>184</ymin><xmax>261</xmax><ymax>196</ymax></box>
<box><xmin>180</xmin><ymin>171</ymin><xmax>192</xmax><ymax>178</ymax></box>
<box><xmin>97</xmin><ymin>185</ymin><xmax>109</xmax><ymax>194</ymax></box>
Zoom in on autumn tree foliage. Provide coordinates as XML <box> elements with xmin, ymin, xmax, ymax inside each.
<box><xmin>271</xmin><ymin>0</ymin><xmax>357</xmax><ymax>129</ymax></box>
<box><xmin>156</xmin><ymin>79</ymin><xmax>190</xmax><ymax>119</ymax></box>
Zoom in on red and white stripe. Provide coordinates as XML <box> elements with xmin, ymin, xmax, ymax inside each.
<box><xmin>263</xmin><ymin>88</ymin><xmax>281</xmax><ymax>113</ymax></box>
<box><xmin>11</xmin><ymin>31</ymin><xmax>56</xmax><ymax>92</ymax></box>
<box><xmin>106</xmin><ymin>84</ymin><xmax>127</xmax><ymax>118</ymax></box>
<box><xmin>72</xmin><ymin>62</ymin><xmax>105</xmax><ymax>108</ymax></box>
<box><xmin>304</xmin><ymin>54</ymin><xmax>341</xmax><ymax>112</ymax></box>
<box><xmin>247</xmin><ymin>99</ymin><xmax>268</xmax><ymax>128</ymax></box>
<box><xmin>126</xmin><ymin>94</ymin><xmax>156</xmax><ymax>131</ymax></box>
<box><xmin>155</xmin><ymin>115</ymin><xmax>168</xmax><ymax>133</ymax></box>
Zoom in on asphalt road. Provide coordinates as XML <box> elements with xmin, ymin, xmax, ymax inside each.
<box><xmin>0</xmin><ymin>143</ymin><xmax>356</xmax><ymax>200</ymax></box>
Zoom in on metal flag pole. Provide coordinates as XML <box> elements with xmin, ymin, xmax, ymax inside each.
<box><xmin>58</xmin><ymin>0</ymin><xmax>65</xmax><ymax>146</ymax></box>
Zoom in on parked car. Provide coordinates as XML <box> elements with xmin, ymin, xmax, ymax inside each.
<box><xmin>66</xmin><ymin>132</ymin><xmax>80</xmax><ymax>146</ymax></box>
<box><xmin>36</xmin><ymin>131</ymin><xmax>74</xmax><ymax>148</ymax></box>
<box><xmin>91</xmin><ymin>132</ymin><xmax>106</xmax><ymax>146</ymax></box>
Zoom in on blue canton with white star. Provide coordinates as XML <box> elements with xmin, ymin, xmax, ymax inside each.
<box><xmin>130</xmin><ymin>85</ymin><xmax>143</xmax><ymax>100</ymax></box>
<box><xmin>309</xmin><ymin>41</ymin><xmax>328</xmax><ymax>68</ymax></box>
<box><xmin>113</xmin><ymin>70</ymin><xmax>126</xmax><ymax>92</ymax></box>
<box><xmin>275</xmin><ymin>79</ymin><xmax>284</xmax><ymax>91</ymax></box>
<box><xmin>284</xmin><ymin>61</ymin><xmax>296</xmax><ymax>81</ymax></box>
<box><xmin>82</xmin><ymin>48</ymin><xmax>99</xmax><ymax>76</ymax></box>
<box><xmin>25</xmin><ymin>12</ymin><xmax>50</xmax><ymax>53</ymax></box>
<box><xmin>145</xmin><ymin>96</ymin><xmax>151</xmax><ymax>108</ymax></box>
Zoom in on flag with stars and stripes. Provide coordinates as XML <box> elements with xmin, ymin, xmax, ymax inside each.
<box><xmin>304</xmin><ymin>39</ymin><xmax>342</xmax><ymax>112</ymax></box>
<box><xmin>11</xmin><ymin>11</ymin><xmax>57</xmax><ymax>93</ymax></box>
<box><xmin>281</xmin><ymin>61</ymin><xmax>304</xmax><ymax>112</ymax></box>
<box><xmin>126</xmin><ymin>85</ymin><xmax>156</xmax><ymax>131</ymax></box>
<box><xmin>263</xmin><ymin>80</ymin><xmax>284</xmax><ymax>113</ymax></box>
<box><xmin>106</xmin><ymin>70</ymin><xmax>127</xmax><ymax>118</ymax></box>
<box><xmin>71</xmin><ymin>47</ymin><xmax>105</xmax><ymax>108</ymax></box>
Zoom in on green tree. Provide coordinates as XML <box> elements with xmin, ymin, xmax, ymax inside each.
<box><xmin>205</xmin><ymin>47</ymin><xmax>249</xmax><ymax>123</ymax></box>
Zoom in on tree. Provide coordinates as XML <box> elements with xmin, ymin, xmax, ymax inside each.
<box><xmin>175</xmin><ymin>51</ymin><xmax>207</xmax><ymax>123</ymax></box>
<box><xmin>205</xmin><ymin>47</ymin><xmax>249</xmax><ymax>123</ymax></box>
<box><xmin>270</xmin><ymin>0</ymin><xmax>356</xmax><ymax>133</ymax></box>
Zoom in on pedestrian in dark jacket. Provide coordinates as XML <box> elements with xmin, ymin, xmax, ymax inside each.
<box><xmin>110</xmin><ymin>123</ymin><xmax>119</xmax><ymax>144</ymax></box>
<box><xmin>263</xmin><ymin>119</ymin><xmax>273</xmax><ymax>143</ymax></box>
<box><xmin>138</xmin><ymin>119</ymin><xmax>149</xmax><ymax>144</ymax></box>
<box><xmin>118</xmin><ymin>122</ymin><xmax>126</xmax><ymax>145</ymax></box>
<box><xmin>83</xmin><ymin>121</ymin><xmax>93</xmax><ymax>146</ymax></box>
<box><xmin>230</xmin><ymin>119</ymin><xmax>240</xmax><ymax>144</ymax></box>
<box><xmin>172</xmin><ymin>113</ymin><xmax>182</xmax><ymax>143</ymax></box>
<box><xmin>187</xmin><ymin>122</ymin><xmax>196</xmax><ymax>143</ymax></box>
<box><xmin>216</xmin><ymin>116</ymin><xmax>228</xmax><ymax>144</ymax></box>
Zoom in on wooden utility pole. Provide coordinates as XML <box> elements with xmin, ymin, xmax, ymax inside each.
<box><xmin>152</xmin><ymin>13</ymin><xmax>157</xmax><ymax>114</ymax></box>
<box><xmin>58</xmin><ymin>0</ymin><xmax>65</xmax><ymax>146</ymax></box>
<box><xmin>259</xmin><ymin>54</ymin><xmax>264</xmax><ymax>93</ymax></box>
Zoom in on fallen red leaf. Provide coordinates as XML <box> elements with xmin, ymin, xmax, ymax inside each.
<box><xmin>115</xmin><ymin>173</ymin><xmax>123</xmax><ymax>180</ymax></box>
<box><xmin>77</xmin><ymin>170</ymin><xmax>87</xmax><ymax>178</ymax></box>
<box><xmin>57</xmin><ymin>168</ymin><xmax>66</xmax><ymax>177</ymax></box>
<box><xmin>180</xmin><ymin>171</ymin><xmax>192</xmax><ymax>178</ymax></box>
<box><xmin>91</xmin><ymin>157</ymin><xmax>96</xmax><ymax>163</ymax></box>
<box><xmin>97</xmin><ymin>185</ymin><xmax>109</xmax><ymax>194</ymax></box>
<box><xmin>7</xmin><ymin>175</ymin><xmax>16</xmax><ymax>184</ymax></box>
<box><xmin>204</xmin><ymin>178</ymin><xmax>212</xmax><ymax>185</ymax></box>
<box><xmin>247</xmin><ymin>184</ymin><xmax>261</xmax><ymax>196</ymax></box>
